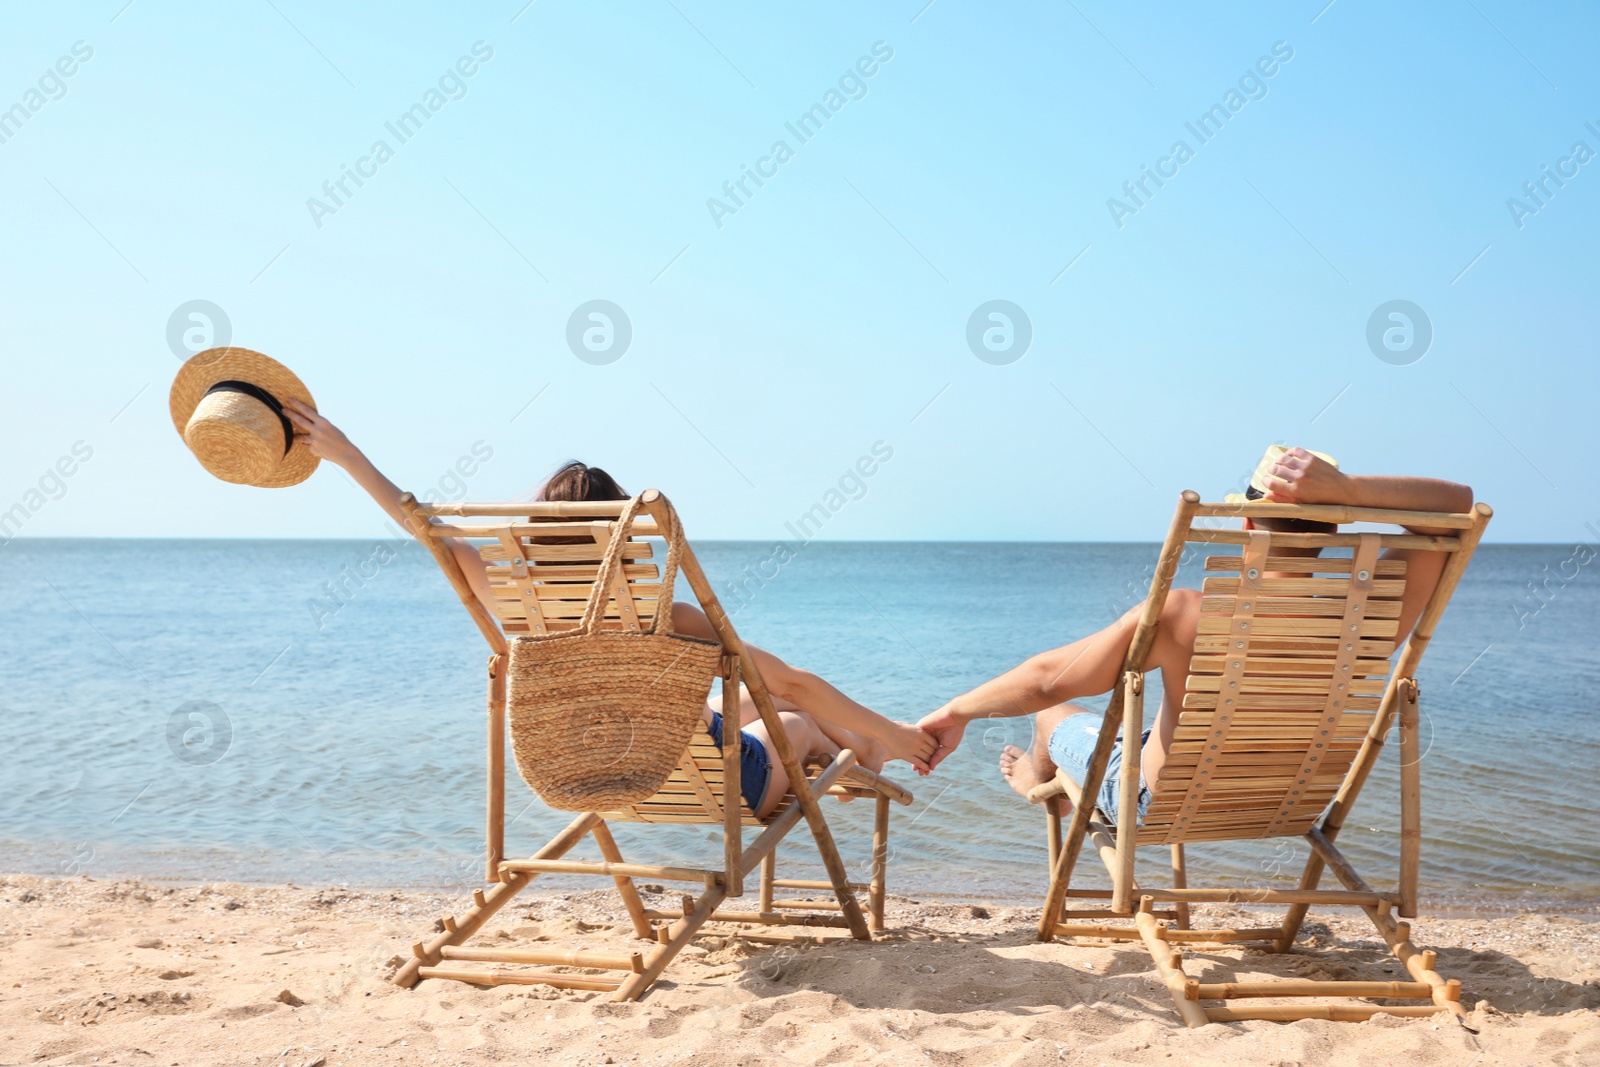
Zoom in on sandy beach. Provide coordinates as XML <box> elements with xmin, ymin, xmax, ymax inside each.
<box><xmin>4</xmin><ymin>873</ymin><xmax>1595</xmax><ymax>1067</ymax></box>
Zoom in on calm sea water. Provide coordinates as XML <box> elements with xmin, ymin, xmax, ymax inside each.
<box><xmin>3</xmin><ymin>538</ymin><xmax>1596</xmax><ymax>914</ymax></box>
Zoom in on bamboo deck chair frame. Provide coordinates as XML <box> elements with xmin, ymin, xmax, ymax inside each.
<box><xmin>387</xmin><ymin>489</ymin><xmax>912</xmax><ymax>1001</ymax></box>
<box><xmin>1028</xmin><ymin>491</ymin><xmax>1492</xmax><ymax>1026</ymax></box>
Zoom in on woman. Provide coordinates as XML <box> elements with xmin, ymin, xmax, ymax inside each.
<box><xmin>283</xmin><ymin>400</ymin><xmax>934</xmax><ymax>817</ymax></box>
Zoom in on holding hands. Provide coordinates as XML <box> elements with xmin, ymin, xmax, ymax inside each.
<box><xmin>914</xmin><ymin>706</ymin><xmax>965</xmax><ymax>774</ymax></box>
<box><xmin>885</xmin><ymin>719</ymin><xmax>940</xmax><ymax>773</ymax></box>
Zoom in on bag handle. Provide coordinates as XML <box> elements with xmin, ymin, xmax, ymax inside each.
<box><xmin>579</xmin><ymin>494</ymin><xmax>683</xmax><ymax>636</ymax></box>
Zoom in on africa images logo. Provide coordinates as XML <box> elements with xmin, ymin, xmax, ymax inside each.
<box><xmin>706</xmin><ymin>41</ymin><xmax>895</xmax><ymax>229</ymax></box>
<box><xmin>305</xmin><ymin>42</ymin><xmax>495</xmax><ymax>228</ymax></box>
<box><xmin>1106</xmin><ymin>41</ymin><xmax>1295</xmax><ymax>229</ymax></box>
<box><xmin>1366</xmin><ymin>300</ymin><xmax>1432</xmax><ymax>366</ymax></box>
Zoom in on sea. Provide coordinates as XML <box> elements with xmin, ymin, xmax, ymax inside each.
<box><xmin>3</xmin><ymin>538</ymin><xmax>1596</xmax><ymax>915</ymax></box>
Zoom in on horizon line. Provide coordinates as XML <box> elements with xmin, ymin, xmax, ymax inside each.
<box><xmin>0</xmin><ymin>534</ymin><xmax>1566</xmax><ymax>546</ymax></box>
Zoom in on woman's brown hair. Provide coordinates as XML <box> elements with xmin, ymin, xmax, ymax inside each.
<box><xmin>536</xmin><ymin>461</ymin><xmax>628</xmax><ymax>503</ymax></box>
<box><xmin>530</xmin><ymin>462</ymin><xmax>629</xmax><ymax>548</ymax></box>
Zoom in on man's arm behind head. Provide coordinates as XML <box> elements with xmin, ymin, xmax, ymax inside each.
<box><xmin>1261</xmin><ymin>447</ymin><xmax>1474</xmax><ymax>536</ymax></box>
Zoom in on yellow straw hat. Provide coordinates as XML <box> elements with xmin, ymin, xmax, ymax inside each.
<box><xmin>1224</xmin><ymin>444</ymin><xmax>1337</xmax><ymax>504</ymax></box>
<box><xmin>169</xmin><ymin>347</ymin><xmax>319</xmax><ymax>488</ymax></box>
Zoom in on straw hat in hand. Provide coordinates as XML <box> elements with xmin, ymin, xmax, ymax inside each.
<box><xmin>170</xmin><ymin>347</ymin><xmax>320</xmax><ymax>488</ymax></box>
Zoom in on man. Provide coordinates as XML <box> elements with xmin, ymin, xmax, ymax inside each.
<box><xmin>914</xmin><ymin>446</ymin><xmax>1474</xmax><ymax>820</ymax></box>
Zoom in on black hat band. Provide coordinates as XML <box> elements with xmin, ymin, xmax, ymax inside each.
<box><xmin>202</xmin><ymin>380</ymin><xmax>294</xmax><ymax>457</ymax></box>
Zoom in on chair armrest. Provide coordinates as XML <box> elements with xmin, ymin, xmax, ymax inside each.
<box><xmin>1028</xmin><ymin>770</ymin><xmax>1082</xmax><ymax>806</ymax></box>
<box><xmin>838</xmin><ymin>765</ymin><xmax>915</xmax><ymax>806</ymax></box>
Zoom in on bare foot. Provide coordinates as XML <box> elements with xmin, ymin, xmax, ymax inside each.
<box><xmin>882</xmin><ymin>720</ymin><xmax>936</xmax><ymax>772</ymax></box>
<box><xmin>855</xmin><ymin>735</ymin><xmax>888</xmax><ymax>775</ymax></box>
<box><xmin>827</xmin><ymin>736</ymin><xmax>886</xmax><ymax>804</ymax></box>
<box><xmin>999</xmin><ymin>744</ymin><xmax>1050</xmax><ymax>802</ymax></box>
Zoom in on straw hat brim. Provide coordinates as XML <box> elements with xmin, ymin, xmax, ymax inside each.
<box><xmin>1223</xmin><ymin>446</ymin><xmax>1339</xmax><ymax>505</ymax></box>
<box><xmin>170</xmin><ymin>347</ymin><xmax>319</xmax><ymax>488</ymax></box>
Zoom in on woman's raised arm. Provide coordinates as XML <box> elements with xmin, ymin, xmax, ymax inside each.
<box><xmin>282</xmin><ymin>398</ymin><xmax>497</xmax><ymax>616</ymax></box>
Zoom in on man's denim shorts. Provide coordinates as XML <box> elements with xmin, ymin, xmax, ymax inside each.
<box><xmin>1047</xmin><ymin>715</ymin><xmax>1152</xmax><ymax>824</ymax></box>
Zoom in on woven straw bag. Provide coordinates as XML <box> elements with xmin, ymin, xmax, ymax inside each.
<box><xmin>505</xmin><ymin>496</ymin><xmax>722</xmax><ymax>811</ymax></box>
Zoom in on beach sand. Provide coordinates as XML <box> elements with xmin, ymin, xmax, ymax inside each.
<box><xmin>3</xmin><ymin>873</ymin><xmax>1596</xmax><ymax>1066</ymax></box>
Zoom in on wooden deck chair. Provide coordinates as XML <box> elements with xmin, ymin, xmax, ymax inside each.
<box><xmin>1028</xmin><ymin>491</ymin><xmax>1492</xmax><ymax>1026</ymax></box>
<box><xmin>387</xmin><ymin>489</ymin><xmax>912</xmax><ymax>1001</ymax></box>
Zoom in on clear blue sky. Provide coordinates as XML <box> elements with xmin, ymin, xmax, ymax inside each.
<box><xmin>3</xmin><ymin>1</ymin><xmax>1595</xmax><ymax>543</ymax></box>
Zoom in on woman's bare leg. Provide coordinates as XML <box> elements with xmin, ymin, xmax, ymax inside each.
<box><xmin>1000</xmin><ymin>702</ymin><xmax>1096</xmax><ymax>806</ymax></box>
<box><xmin>720</xmin><ymin>683</ymin><xmax>800</xmax><ymax>725</ymax></box>
<box><xmin>741</xmin><ymin>710</ymin><xmax>843</xmax><ymax>818</ymax></box>
<box><xmin>728</xmin><ymin>685</ymin><xmax>888</xmax><ymax>773</ymax></box>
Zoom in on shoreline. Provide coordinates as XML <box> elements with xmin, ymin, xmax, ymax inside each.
<box><xmin>5</xmin><ymin>871</ymin><xmax>1596</xmax><ymax>1066</ymax></box>
<box><xmin>7</xmin><ymin>862</ymin><xmax>1596</xmax><ymax>922</ymax></box>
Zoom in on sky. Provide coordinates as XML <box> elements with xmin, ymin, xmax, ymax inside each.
<box><xmin>2</xmin><ymin>0</ymin><xmax>1597</xmax><ymax>544</ymax></box>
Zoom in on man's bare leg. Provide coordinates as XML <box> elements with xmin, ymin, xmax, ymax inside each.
<box><xmin>1000</xmin><ymin>702</ymin><xmax>1095</xmax><ymax>804</ymax></box>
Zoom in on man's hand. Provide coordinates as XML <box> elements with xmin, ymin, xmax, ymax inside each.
<box><xmin>915</xmin><ymin>707</ymin><xmax>967</xmax><ymax>773</ymax></box>
<box><xmin>1262</xmin><ymin>446</ymin><xmax>1349</xmax><ymax>505</ymax></box>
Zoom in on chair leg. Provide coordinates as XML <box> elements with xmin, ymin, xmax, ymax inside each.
<box><xmin>613</xmin><ymin>883</ymin><xmax>729</xmax><ymax>1001</ymax></box>
<box><xmin>396</xmin><ymin>811</ymin><xmax>599</xmax><ymax>987</ymax></box>
<box><xmin>1277</xmin><ymin>847</ymin><xmax>1326</xmax><ymax>952</ymax></box>
<box><xmin>1189</xmin><ymin>904</ymin><xmax>1465</xmax><ymax>1023</ymax></box>
<box><xmin>1112</xmin><ymin>671</ymin><xmax>1144</xmax><ymax>914</ymax></box>
<box><xmin>1304</xmin><ymin>828</ymin><xmax>1469</xmax><ymax>1020</ymax></box>
<box><xmin>1046</xmin><ymin>796</ymin><xmax>1063</xmax><ymax>871</ymax></box>
<box><xmin>759</xmin><ymin>850</ymin><xmax>776</xmax><ymax>912</ymax></box>
<box><xmin>1135</xmin><ymin>905</ymin><xmax>1210</xmax><ymax>1028</ymax></box>
<box><xmin>1360</xmin><ymin>902</ymin><xmax>1466</xmax><ymax>1018</ymax></box>
<box><xmin>1040</xmin><ymin>676</ymin><xmax>1132</xmax><ymax>939</ymax></box>
<box><xmin>1170</xmin><ymin>844</ymin><xmax>1191</xmax><ymax>930</ymax></box>
<box><xmin>590</xmin><ymin>821</ymin><xmax>654</xmax><ymax>940</ymax></box>
<box><xmin>794</xmin><ymin>752</ymin><xmax>872</xmax><ymax>940</ymax></box>
<box><xmin>1039</xmin><ymin>801</ymin><xmax>1092</xmax><ymax>940</ymax></box>
<box><xmin>869</xmin><ymin>793</ymin><xmax>890</xmax><ymax>933</ymax></box>
<box><xmin>1398</xmin><ymin>680</ymin><xmax>1421</xmax><ymax>919</ymax></box>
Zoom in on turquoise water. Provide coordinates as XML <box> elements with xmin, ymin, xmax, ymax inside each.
<box><xmin>3</xmin><ymin>538</ymin><xmax>1596</xmax><ymax>913</ymax></box>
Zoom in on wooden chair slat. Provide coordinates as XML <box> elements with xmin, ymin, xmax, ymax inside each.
<box><xmin>1199</xmin><ymin>595</ymin><xmax>1403</xmax><ymax>619</ymax></box>
<box><xmin>501</xmin><ymin>618</ymin><xmax>666</xmax><ymax>634</ymax></box>
<box><xmin>480</xmin><ymin>542</ymin><xmax>656</xmax><ymax>563</ymax></box>
<box><xmin>1185</xmin><ymin>675</ymin><xmax>1388</xmax><ymax>695</ymax></box>
<box><xmin>488</xmin><ymin>600</ymin><xmax>659</xmax><ymax>622</ymax></box>
<box><xmin>1194</xmin><ymin>617</ymin><xmax>1400</xmax><ymax>639</ymax></box>
<box><xmin>1171</xmin><ymin>725</ymin><xmax>1370</xmax><ymax>742</ymax></box>
<box><xmin>1180</xmin><ymin>693</ymin><xmax>1382</xmax><ymax>712</ymax></box>
<box><xmin>486</xmin><ymin>578</ymin><xmax>664</xmax><ymax>599</ymax></box>
<box><xmin>454</xmin><ymin>519</ymin><xmax>663</xmax><ymax>538</ymax></box>
<box><xmin>481</xmin><ymin>558</ymin><xmax>661</xmax><ymax>581</ymax></box>
<box><xmin>1189</xmin><ymin>654</ymin><xmax>1393</xmax><ymax>676</ymax></box>
<box><xmin>1204</xmin><ymin>555</ymin><xmax>1407</xmax><ymax>576</ymax></box>
<box><xmin>1200</xmin><ymin>576</ymin><xmax>1406</xmax><ymax>597</ymax></box>
<box><xmin>1192</xmin><ymin>635</ymin><xmax>1397</xmax><ymax>657</ymax></box>
<box><xmin>493</xmin><ymin>598</ymin><xmax>661</xmax><ymax>621</ymax></box>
